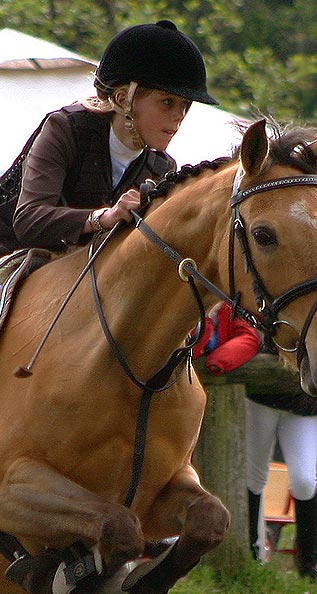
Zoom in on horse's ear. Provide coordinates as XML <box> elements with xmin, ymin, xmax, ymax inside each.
<box><xmin>240</xmin><ymin>119</ymin><xmax>269</xmax><ymax>175</ymax></box>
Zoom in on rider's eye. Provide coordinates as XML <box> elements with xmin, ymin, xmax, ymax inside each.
<box><xmin>252</xmin><ymin>226</ymin><xmax>278</xmax><ymax>247</ymax></box>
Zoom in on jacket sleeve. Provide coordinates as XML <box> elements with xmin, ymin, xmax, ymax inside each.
<box><xmin>206</xmin><ymin>318</ymin><xmax>261</xmax><ymax>375</ymax></box>
<box><xmin>13</xmin><ymin>111</ymin><xmax>91</xmax><ymax>250</ymax></box>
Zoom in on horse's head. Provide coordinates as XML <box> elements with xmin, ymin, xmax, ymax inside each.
<box><xmin>231</xmin><ymin>118</ymin><xmax>317</xmax><ymax>395</ymax></box>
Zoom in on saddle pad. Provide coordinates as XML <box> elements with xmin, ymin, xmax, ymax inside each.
<box><xmin>0</xmin><ymin>248</ymin><xmax>51</xmax><ymax>331</ymax></box>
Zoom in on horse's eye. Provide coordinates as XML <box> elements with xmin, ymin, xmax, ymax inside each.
<box><xmin>252</xmin><ymin>226</ymin><xmax>277</xmax><ymax>247</ymax></box>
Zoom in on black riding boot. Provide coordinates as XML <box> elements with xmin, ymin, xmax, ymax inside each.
<box><xmin>248</xmin><ymin>489</ymin><xmax>261</xmax><ymax>560</ymax></box>
<box><xmin>295</xmin><ymin>493</ymin><xmax>317</xmax><ymax>579</ymax></box>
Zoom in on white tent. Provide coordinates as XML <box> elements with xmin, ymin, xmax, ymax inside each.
<box><xmin>168</xmin><ymin>102</ymin><xmax>244</xmax><ymax>168</ymax></box>
<box><xmin>0</xmin><ymin>27</ymin><xmax>244</xmax><ymax>174</ymax></box>
<box><xmin>0</xmin><ymin>28</ymin><xmax>97</xmax><ymax>173</ymax></box>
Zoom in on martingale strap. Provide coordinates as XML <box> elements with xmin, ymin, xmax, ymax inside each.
<box><xmin>88</xmin><ymin>229</ymin><xmax>208</xmax><ymax>509</ymax></box>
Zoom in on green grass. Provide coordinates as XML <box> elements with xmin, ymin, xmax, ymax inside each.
<box><xmin>170</xmin><ymin>526</ymin><xmax>316</xmax><ymax>594</ymax></box>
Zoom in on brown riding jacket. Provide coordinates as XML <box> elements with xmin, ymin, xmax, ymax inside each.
<box><xmin>13</xmin><ymin>105</ymin><xmax>176</xmax><ymax>251</ymax></box>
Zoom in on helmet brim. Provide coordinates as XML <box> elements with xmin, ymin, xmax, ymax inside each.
<box><xmin>142</xmin><ymin>82</ymin><xmax>219</xmax><ymax>106</ymax></box>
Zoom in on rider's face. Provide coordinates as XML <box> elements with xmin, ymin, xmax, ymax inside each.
<box><xmin>133</xmin><ymin>90</ymin><xmax>191</xmax><ymax>151</ymax></box>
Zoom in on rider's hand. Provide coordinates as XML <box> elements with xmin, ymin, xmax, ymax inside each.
<box><xmin>84</xmin><ymin>189</ymin><xmax>141</xmax><ymax>234</ymax></box>
<box><xmin>101</xmin><ymin>189</ymin><xmax>141</xmax><ymax>227</ymax></box>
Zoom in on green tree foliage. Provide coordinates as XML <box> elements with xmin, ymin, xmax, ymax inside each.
<box><xmin>1</xmin><ymin>0</ymin><xmax>317</xmax><ymax>122</ymax></box>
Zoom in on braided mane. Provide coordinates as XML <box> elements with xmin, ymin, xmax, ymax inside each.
<box><xmin>148</xmin><ymin>156</ymin><xmax>232</xmax><ymax>200</ymax></box>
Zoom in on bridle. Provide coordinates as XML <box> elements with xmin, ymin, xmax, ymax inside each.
<box><xmin>229</xmin><ymin>169</ymin><xmax>317</xmax><ymax>365</ymax></box>
<box><xmin>130</xmin><ymin>169</ymin><xmax>317</xmax><ymax>366</ymax></box>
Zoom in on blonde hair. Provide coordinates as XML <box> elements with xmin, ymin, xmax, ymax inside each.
<box><xmin>82</xmin><ymin>82</ymin><xmax>152</xmax><ymax>115</ymax></box>
<box><xmin>81</xmin><ymin>84</ymin><xmax>129</xmax><ymax>114</ymax></box>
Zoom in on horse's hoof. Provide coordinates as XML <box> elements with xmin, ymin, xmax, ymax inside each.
<box><xmin>121</xmin><ymin>537</ymin><xmax>189</xmax><ymax>594</ymax></box>
<box><xmin>5</xmin><ymin>544</ymin><xmax>104</xmax><ymax>594</ymax></box>
<box><xmin>143</xmin><ymin>537</ymin><xmax>179</xmax><ymax>558</ymax></box>
<box><xmin>5</xmin><ymin>555</ymin><xmax>34</xmax><ymax>590</ymax></box>
<box><xmin>91</xmin><ymin>563</ymin><xmax>134</xmax><ymax>594</ymax></box>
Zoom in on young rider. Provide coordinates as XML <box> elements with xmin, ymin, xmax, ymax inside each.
<box><xmin>12</xmin><ymin>20</ymin><xmax>219</xmax><ymax>252</ymax></box>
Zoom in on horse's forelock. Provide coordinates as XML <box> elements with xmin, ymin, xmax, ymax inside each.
<box><xmin>268</xmin><ymin>125</ymin><xmax>317</xmax><ymax>174</ymax></box>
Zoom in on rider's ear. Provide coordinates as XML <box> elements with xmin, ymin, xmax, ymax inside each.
<box><xmin>240</xmin><ymin>119</ymin><xmax>269</xmax><ymax>176</ymax></box>
<box><xmin>114</xmin><ymin>89</ymin><xmax>128</xmax><ymax>109</ymax></box>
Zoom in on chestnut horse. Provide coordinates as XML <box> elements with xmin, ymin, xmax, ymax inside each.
<box><xmin>1</xmin><ymin>118</ymin><xmax>317</xmax><ymax>594</ymax></box>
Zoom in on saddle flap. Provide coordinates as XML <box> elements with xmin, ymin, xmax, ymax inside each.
<box><xmin>0</xmin><ymin>248</ymin><xmax>51</xmax><ymax>331</ymax></box>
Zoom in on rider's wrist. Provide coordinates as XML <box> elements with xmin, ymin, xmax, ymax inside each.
<box><xmin>87</xmin><ymin>208</ymin><xmax>110</xmax><ymax>232</ymax></box>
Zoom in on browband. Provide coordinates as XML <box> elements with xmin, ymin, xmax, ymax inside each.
<box><xmin>231</xmin><ymin>174</ymin><xmax>317</xmax><ymax>206</ymax></box>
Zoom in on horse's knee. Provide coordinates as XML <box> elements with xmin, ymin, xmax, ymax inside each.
<box><xmin>98</xmin><ymin>505</ymin><xmax>144</xmax><ymax>573</ymax></box>
<box><xmin>183</xmin><ymin>494</ymin><xmax>230</xmax><ymax>553</ymax></box>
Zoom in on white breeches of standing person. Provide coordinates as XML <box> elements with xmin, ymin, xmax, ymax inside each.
<box><xmin>246</xmin><ymin>398</ymin><xmax>317</xmax><ymax>501</ymax></box>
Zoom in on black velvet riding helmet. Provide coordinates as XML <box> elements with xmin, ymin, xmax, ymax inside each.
<box><xmin>95</xmin><ymin>20</ymin><xmax>219</xmax><ymax>106</ymax></box>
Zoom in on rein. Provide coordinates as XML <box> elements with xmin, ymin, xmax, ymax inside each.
<box><xmin>88</xmin><ymin>233</ymin><xmax>207</xmax><ymax>395</ymax></box>
<box><xmin>88</xmin><ymin>199</ymin><xmax>266</xmax><ymax>508</ymax></box>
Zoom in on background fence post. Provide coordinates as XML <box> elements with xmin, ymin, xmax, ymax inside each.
<box><xmin>194</xmin><ymin>373</ymin><xmax>250</xmax><ymax>574</ymax></box>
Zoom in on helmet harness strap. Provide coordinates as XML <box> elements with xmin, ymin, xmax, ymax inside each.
<box><xmin>123</xmin><ymin>81</ymin><xmax>146</xmax><ymax>149</ymax></box>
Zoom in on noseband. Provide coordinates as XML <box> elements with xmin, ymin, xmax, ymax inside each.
<box><xmin>230</xmin><ymin>171</ymin><xmax>317</xmax><ymax>365</ymax></box>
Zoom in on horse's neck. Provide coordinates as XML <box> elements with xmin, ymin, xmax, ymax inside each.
<box><xmin>94</xmin><ymin>169</ymin><xmax>233</xmax><ymax>375</ymax></box>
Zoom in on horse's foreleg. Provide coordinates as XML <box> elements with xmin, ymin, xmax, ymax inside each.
<box><xmin>146</xmin><ymin>465</ymin><xmax>230</xmax><ymax>558</ymax></box>
<box><xmin>122</xmin><ymin>466</ymin><xmax>230</xmax><ymax>594</ymax></box>
<box><xmin>167</xmin><ymin>484</ymin><xmax>230</xmax><ymax>566</ymax></box>
<box><xmin>0</xmin><ymin>457</ymin><xmax>144</xmax><ymax>581</ymax></box>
